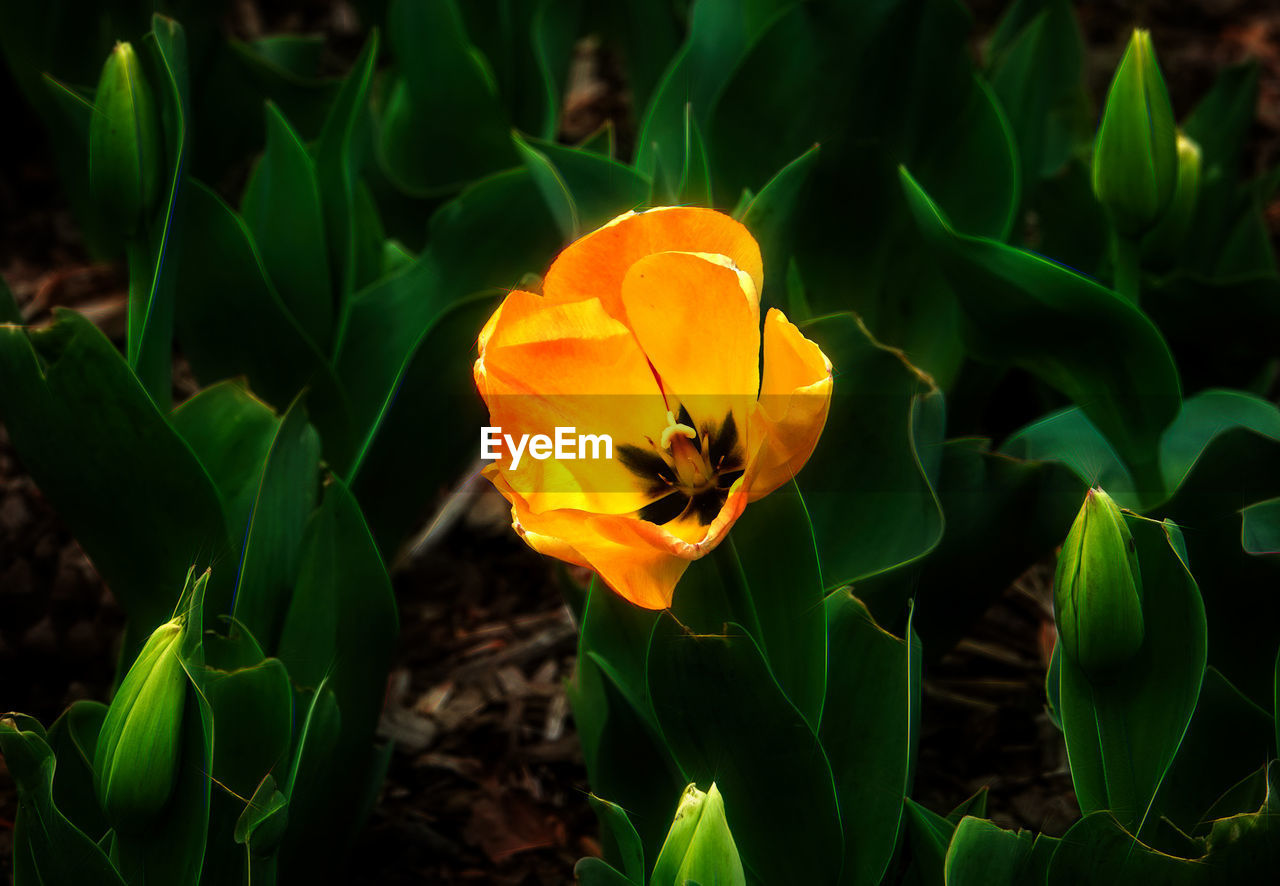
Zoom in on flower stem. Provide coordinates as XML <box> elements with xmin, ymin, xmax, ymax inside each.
<box><xmin>1112</xmin><ymin>231</ymin><xmax>1142</xmax><ymax>307</ymax></box>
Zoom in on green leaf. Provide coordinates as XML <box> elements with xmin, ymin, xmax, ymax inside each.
<box><xmin>348</xmin><ymin>292</ymin><xmax>500</xmax><ymax>555</ymax></box>
<box><xmin>588</xmin><ymin>794</ymin><xmax>645</xmax><ymax>883</ymax></box>
<box><xmin>0</xmin><ymin>720</ymin><xmax>126</xmax><ymax>885</ymax></box>
<box><xmin>987</xmin><ymin>0</ymin><xmax>1086</xmax><ymax>185</ymax></box>
<box><xmin>316</xmin><ymin>32</ymin><xmax>377</xmax><ymax>347</ymax></box>
<box><xmin>1057</xmin><ymin>518</ymin><xmax>1207</xmax><ymax>835</ymax></box>
<box><xmin>822</xmin><ymin>592</ymin><xmax>919</xmax><ymax>886</ymax></box>
<box><xmin>796</xmin><ymin>313</ymin><xmax>944</xmax><ymax>592</ymax></box>
<box><xmin>729</xmin><ymin>487</ymin><xmax>827</xmax><ymax>729</ymax></box>
<box><xmin>567</xmin><ymin>652</ymin><xmax>684</xmax><ymax>859</ymax></box>
<box><xmin>944</xmin><ymin>817</ymin><xmax>1036</xmax><ymax>886</ymax></box>
<box><xmin>514</xmin><ymin>131</ymin><xmax>579</xmax><ymax>239</ymax></box>
<box><xmin>901</xmin><ymin>167</ymin><xmax>1181</xmax><ymax>491</ymax></box>
<box><xmin>739</xmin><ymin>145</ymin><xmax>820</xmax><ymax>313</ymax></box>
<box><xmin>677</xmin><ymin>104</ymin><xmax>712</xmax><ymax>206</ymax></box>
<box><xmin>865</xmin><ymin>437</ymin><xmax>1083</xmax><ymax>656</ymax></box>
<box><xmin>275</xmin><ymin>476</ymin><xmax>398</xmax><ymax>873</ymax></box>
<box><xmin>1153</xmin><ymin>668</ymin><xmax>1274</xmax><ymax>835</ymax></box>
<box><xmin>173</xmin><ymin>180</ymin><xmax>355</xmax><ymax>469</ymax></box>
<box><xmin>169</xmin><ymin>380</ymin><xmax>282</xmax><ymax>546</ymax></box>
<box><xmin>901</xmin><ymin>799</ymin><xmax>957</xmax><ymax>886</ymax></box>
<box><xmin>242</xmin><ymin>102</ymin><xmax>333</xmax><ymax>352</ymax></box>
<box><xmin>1242</xmin><ymin>498</ymin><xmax>1280</xmax><ymax>555</ymax></box>
<box><xmin>45</xmin><ymin>700</ymin><xmax>110</xmax><ymax>840</ymax></box>
<box><xmin>525</xmin><ymin>138</ymin><xmax>650</xmax><ymax>233</ymax></box>
<box><xmin>0</xmin><ymin>311</ymin><xmax>227</xmax><ymax>636</ymax></box>
<box><xmin>574</xmin><ymin>856</ymin><xmax>638</xmax><ymax>886</ymax></box>
<box><xmin>380</xmin><ymin>0</ymin><xmax>515</xmax><ymax>194</ymax></box>
<box><xmin>230</xmin><ymin>399</ymin><xmax>321</xmax><ymax>652</ymax></box>
<box><xmin>579</xmin><ymin>577</ymin><xmax>663</xmax><ymax>736</ymax></box>
<box><xmin>647</xmin><ymin>616</ymin><xmax>843</xmax><ymax>885</ymax></box>
<box><xmin>204</xmin><ymin>658</ymin><xmax>294</xmax><ymax>801</ymax></box>
<box><xmin>1047</xmin><ymin>812</ymin><xmax>1198</xmax><ymax>884</ymax></box>
<box><xmin>125</xmin><ymin>16</ymin><xmax>190</xmax><ymax>408</ymax></box>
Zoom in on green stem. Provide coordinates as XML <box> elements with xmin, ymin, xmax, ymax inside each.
<box><xmin>1113</xmin><ymin>231</ymin><xmax>1142</xmax><ymax>306</ymax></box>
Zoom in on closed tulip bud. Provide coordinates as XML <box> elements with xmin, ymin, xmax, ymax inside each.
<box><xmin>1053</xmin><ymin>488</ymin><xmax>1145</xmax><ymax>683</ymax></box>
<box><xmin>1092</xmin><ymin>29</ymin><xmax>1178</xmax><ymax>236</ymax></box>
<box><xmin>89</xmin><ymin>42</ymin><xmax>162</xmax><ymax>236</ymax></box>
<box><xmin>1143</xmin><ymin>132</ymin><xmax>1202</xmax><ymax>261</ymax></box>
<box><xmin>94</xmin><ymin>618</ymin><xmax>188</xmax><ymax>829</ymax></box>
<box><xmin>650</xmin><ymin>783</ymin><xmax>745</xmax><ymax>886</ymax></box>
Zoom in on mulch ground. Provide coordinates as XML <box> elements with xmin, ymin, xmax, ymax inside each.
<box><xmin>4</xmin><ymin>1</ymin><xmax>1280</xmax><ymax>883</ymax></box>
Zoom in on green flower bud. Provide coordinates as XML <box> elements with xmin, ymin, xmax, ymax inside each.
<box><xmin>651</xmin><ymin>783</ymin><xmax>745</xmax><ymax>886</ymax></box>
<box><xmin>89</xmin><ymin>42</ymin><xmax>162</xmax><ymax>236</ymax></box>
<box><xmin>1143</xmin><ymin>132</ymin><xmax>1202</xmax><ymax>262</ymax></box>
<box><xmin>1092</xmin><ymin>29</ymin><xmax>1178</xmax><ymax>236</ymax></box>
<box><xmin>1053</xmin><ymin>488</ymin><xmax>1145</xmax><ymax>683</ymax></box>
<box><xmin>94</xmin><ymin>618</ymin><xmax>188</xmax><ymax>829</ymax></box>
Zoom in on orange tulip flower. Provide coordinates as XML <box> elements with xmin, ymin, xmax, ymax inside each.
<box><xmin>474</xmin><ymin>207</ymin><xmax>833</xmax><ymax>609</ymax></box>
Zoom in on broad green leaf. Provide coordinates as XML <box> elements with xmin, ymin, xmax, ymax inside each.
<box><xmin>380</xmin><ymin>0</ymin><xmax>514</xmax><ymax>194</ymax></box>
<box><xmin>588</xmin><ymin>794</ymin><xmax>645</xmax><ymax>883</ymax></box>
<box><xmin>0</xmin><ymin>720</ymin><xmax>126</xmax><ymax>885</ymax></box>
<box><xmin>275</xmin><ymin>476</ymin><xmax>397</xmax><ymax>875</ymax></box>
<box><xmin>1048</xmin><ymin>813</ymin><xmax>1197</xmax><ymax>884</ymax></box>
<box><xmin>578</xmin><ymin>577</ymin><xmax>663</xmax><ymax>735</ymax></box>
<box><xmin>45</xmin><ymin>700</ymin><xmax>109</xmax><ymax>841</ymax></box>
<box><xmin>647</xmin><ymin>616</ymin><xmax>843</xmax><ymax>885</ymax></box>
<box><xmin>1242</xmin><ymin>498</ymin><xmax>1280</xmax><ymax>555</ymax></box>
<box><xmin>901</xmin><ymin>799</ymin><xmax>957</xmax><ymax>886</ymax></box>
<box><xmin>230</xmin><ymin>399</ymin><xmax>321</xmax><ymax>651</ymax></box>
<box><xmin>1057</xmin><ymin>518</ymin><xmax>1207</xmax><ymax>835</ymax></box>
<box><xmin>242</xmin><ymin>102</ymin><xmax>333</xmax><ymax>352</ymax></box>
<box><xmin>525</xmin><ymin>138</ymin><xmax>649</xmax><ymax>233</ymax></box>
<box><xmin>902</xmin><ymin>168</ymin><xmax>1181</xmax><ymax>492</ymax></box>
<box><xmin>865</xmin><ymin>437</ymin><xmax>1082</xmax><ymax>654</ymax></box>
<box><xmin>1153</xmin><ymin>668</ymin><xmax>1274</xmax><ymax>835</ymax></box>
<box><xmin>944</xmin><ymin>817</ymin><xmax>1035</xmax><ymax>886</ymax></box>
<box><xmin>204</xmin><ymin>658</ymin><xmax>294</xmax><ymax>801</ymax></box>
<box><xmin>567</xmin><ymin>651</ymin><xmax>684</xmax><ymax>859</ymax></box>
<box><xmin>348</xmin><ymin>293</ymin><xmax>500</xmax><ymax>555</ymax></box>
<box><xmin>170</xmin><ymin>380</ymin><xmax>281</xmax><ymax>546</ymax></box>
<box><xmin>337</xmin><ymin>168</ymin><xmax>559</xmax><ymax>442</ymax></box>
<box><xmin>0</xmin><ymin>311</ymin><xmax>227</xmax><ymax>637</ymax></box>
<box><xmin>173</xmin><ymin>180</ymin><xmax>355</xmax><ymax>469</ymax></box>
<box><xmin>729</xmin><ymin>487</ymin><xmax>826</xmax><ymax>729</ymax></box>
<box><xmin>822</xmin><ymin>592</ymin><xmax>919</xmax><ymax>886</ymax></box>
<box><xmin>797</xmin><ymin>313</ymin><xmax>944</xmax><ymax>591</ymax></box>
<box><xmin>277</xmin><ymin>684</ymin><xmax>341</xmax><ymax>877</ymax></box>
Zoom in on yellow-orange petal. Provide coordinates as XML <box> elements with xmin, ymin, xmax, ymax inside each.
<box><xmin>618</xmin><ymin>251</ymin><xmax>760</xmax><ymax>411</ymax></box>
<box><xmin>502</xmin><ymin>486</ymin><xmax>749</xmax><ymax>610</ymax></box>
<box><xmin>542</xmin><ymin>207</ymin><xmax>764</xmax><ymax>321</ymax></box>
<box><xmin>745</xmin><ymin>309</ymin><xmax>834</xmax><ymax>499</ymax></box>
<box><xmin>477</xmin><ymin>290</ymin><xmax>669</xmax><ymax>514</ymax></box>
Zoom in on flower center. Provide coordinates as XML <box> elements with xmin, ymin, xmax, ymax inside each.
<box><xmin>619</xmin><ymin>407</ymin><xmax>745</xmax><ymax>527</ymax></box>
